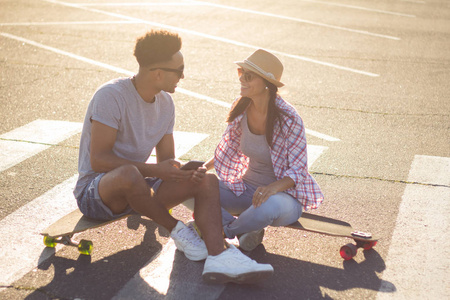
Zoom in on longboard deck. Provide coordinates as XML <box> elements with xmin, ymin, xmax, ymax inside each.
<box><xmin>41</xmin><ymin>209</ymin><xmax>130</xmax><ymax>238</ymax></box>
<box><xmin>286</xmin><ymin>212</ymin><xmax>378</xmax><ymax>242</ymax></box>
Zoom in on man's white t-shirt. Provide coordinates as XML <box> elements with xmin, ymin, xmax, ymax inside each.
<box><xmin>74</xmin><ymin>77</ymin><xmax>175</xmax><ymax>199</ymax></box>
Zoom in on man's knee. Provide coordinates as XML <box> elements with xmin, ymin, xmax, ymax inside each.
<box><xmin>189</xmin><ymin>173</ymin><xmax>219</xmax><ymax>199</ymax></box>
<box><xmin>111</xmin><ymin>164</ymin><xmax>145</xmax><ymax>190</ymax></box>
<box><xmin>200</xmin><ymin>173</ymin><xmax>219</xmax><ymax>188</ymax></box>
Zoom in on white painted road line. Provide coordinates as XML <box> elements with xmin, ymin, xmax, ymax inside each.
<box><xmin>0</xmin><ymin>120</ymin><xmax>82</xmax><ymax>172</ymax></box>
<box><xmin>186</xmin><ymin>0</ymin><xmax>400</xmax><ymax>40</ymax></box>
<box><xmin>307</xmin><ymin>145</ymin><xmax>328</xmax><ymax>168</ymax></box>
<box><xmin>301</xmin><ymin>0</ymin><xmax>416</xmax><ymax>18</ymax></box>
<box><xmin>1</xmin><ymin>32</ymin><xmax>340</xmax><ymax>142</ymax></box>
<box><xmin>0</xmin><ymin>175</ymin><xmax>79</xmax><ymax>287</ymax></box>
<box><xmin>147</xmin><ymin>131</ymin><xmax>209</xmax><ymax>163</ymax></box>
<box><xmin>0</xmin><ymin>21</ymin><xmax>139</xmax><ymax>26</ymax></box>
<box><xmin>77</xmin><ymin>2</ymin><xmax>199</xmax><ymax>7</ymax></box>
<box><xmin>43</xmin><ymin>0</ymin><xmax>380</xmax><ymax>77</ymax></box>
<box><xmin>305</xmin><ymin>129</ymin><xmax>340</xmax><ymax>142</ymax></box>
<box><xmin>377</xmin><ymin>155</ymin><xmax>450</xmax><ymax>299</ymax></box>
<box><xmin>113</xmin><ymin>240</ymin><xmax>226</xmax><ymax>300</ymax></box>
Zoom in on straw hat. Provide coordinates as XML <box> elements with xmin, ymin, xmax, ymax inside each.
<box><xmin>235</xmin><ymin>49</ymin><xmax>284</xmax><ymax>87</ymax></box>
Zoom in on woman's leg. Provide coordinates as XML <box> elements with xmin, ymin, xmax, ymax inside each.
<box><xmin>223</xmin><ymin>192</ymin><xmax>303</xmax><ymax>239</ymax></box>
<box><xmin>219</xmin><ymin>181</ymin><xmax>255</xmax><ymax>233</ymax></box>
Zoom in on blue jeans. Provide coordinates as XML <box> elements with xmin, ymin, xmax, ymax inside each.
<box><xmin>219</xmin><ymin>181</ymin><xmax>303</xmax><ymax>239</ymax></box>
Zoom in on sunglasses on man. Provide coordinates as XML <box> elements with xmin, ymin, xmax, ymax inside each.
<box><xmin>150</xmin><ymin>66</ymin><xmax>184</xmax><ymax>78</ymax></box>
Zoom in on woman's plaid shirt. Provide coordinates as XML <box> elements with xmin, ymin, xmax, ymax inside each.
<box><xmin>214</xmin><ymin>96</ymin><xmax>324</xmax><ymax>210</ymax></box>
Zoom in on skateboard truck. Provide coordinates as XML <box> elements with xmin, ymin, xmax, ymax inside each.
<box><xmin>351</xmin><ymin>231</ymin><xmax>372</xmax><ymax>239</ymax></box>
<box><xmin>43</xmin><ymin>234</ymin><xmax>93</xmax><ymax>255</ymax></box>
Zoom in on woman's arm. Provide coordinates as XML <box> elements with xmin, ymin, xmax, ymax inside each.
<box><xmin>204</xmin><ymin>157</ymin><xmax>215</xmax><ymax>171</ymax></box>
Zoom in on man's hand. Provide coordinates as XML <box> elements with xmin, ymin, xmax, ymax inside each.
<box><xmin>156</xmin><ymin>159</ymin><xmax>193</xmax><ymax>182</ymax></box>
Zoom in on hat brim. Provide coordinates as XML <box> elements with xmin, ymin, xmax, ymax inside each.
<box><xmin>235</xmin><ymin>61</ymin><xmax>284</xmax><ymax>87</ymax></box>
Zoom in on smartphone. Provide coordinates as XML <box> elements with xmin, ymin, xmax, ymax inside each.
<box><xmin>180</xmin><ymin>160</ymin><xmax>205</xmax><ymax>170</ymax></box>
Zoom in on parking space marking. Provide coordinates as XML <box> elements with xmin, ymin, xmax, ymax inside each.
<box><xmin>1</xmin><ymin>32</ymin><xmax>340</xmax><ymax>142</ymax></box>
<box><xmin>377</xmin><ymin>155</ymin><xmax>450</xmax><ymax>299</ymax></box>
<box><xmin>114</xmin><ymin>240</ymin><xmax>226</xmax><ymax>299</ymax></box>
<box><xmin>0</xmin><ymin>21</ymin><xmax>139</xmax><ymax>26</ymax></box>
<box><xmin>301</xmin><ymin>0</ymin><xmax>416</xmax><ymax>18</ymax></box>
<box><xmin>185</xmin><ymin>0</ymin><xmax>400</xmax><ymax>40</ymax></box>
<box><xmin>77</xmin><ymin>2</ymin><xmax>199</xmax><ymax>6</ymax></box>
<box><xmin>42</xmin><ymin>0</ymin><xmax>379</xmax><ymax>77</ymax></box>
<box><xmin>147</xmin><ymin>131</ymin><xmax>209</xmax><ymax>163</ymax></box>
<box><xmin>400</xmin><ymin>0</ymin><xmax>426</xmax><ymax>3</ymax></box>
<box><xmin>0</xmin><ymin>120</ymin><xmax>82</xmax><ymax>172</ymax></box>
<box><xmin>305</xmin><ymin>129</ymin><xmax>340</xmax><ymax>142</ymax></box>
<box><xmin>0</xmin><ymin>175</ymin><xmax>79</xmax><ymax>287</ymax></box>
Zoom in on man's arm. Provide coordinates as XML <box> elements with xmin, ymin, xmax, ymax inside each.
<box><xmin>155</xmin><ymin>133</ymin><xmax>208</xmax><ymax>183</ymax></box>
<box><xmin>90</xmin><ymin>120</ymin><xmax>157</xmax><ymax>177</ymax></box>
<box><xmin>90</xmin><ymin>121</ymin><xmax>191</xmax><ymax>181</ymax></box>
<box><xmin>155</xmin><ymin>133</ymin><xmax>175</xmax><ymax>163</ymax></box>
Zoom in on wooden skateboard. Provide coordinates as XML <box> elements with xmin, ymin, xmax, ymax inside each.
<box><xmin>190</xmin><ymin>209</ymin><xmax>378</xmax><ymax>260</ymax></box>
<box><xmin>40</xmin><ymin>209</ymin><xmax>131</xmax><ymax>255</ymax></box>
<box><xmin>286</xmin><ymin>212</ymin><xmax>378</xmax><ymax>260</ymax></box>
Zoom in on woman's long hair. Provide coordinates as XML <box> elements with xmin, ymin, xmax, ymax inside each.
<box><xmin>226</xmin><ymin>80</ymin><xmax>287</xmax><ymax>147</ymax></box>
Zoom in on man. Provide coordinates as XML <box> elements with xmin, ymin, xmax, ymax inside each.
<box><xmin>74</xmin><ymin>29</ymin><xmax>273</xmax><ymax>284</ymax></box>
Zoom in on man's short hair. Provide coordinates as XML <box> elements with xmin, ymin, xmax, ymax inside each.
<box><xmin>134</xmin><ymin>30</ymin><xmax>182</xmax><ymax>67</ymax></box>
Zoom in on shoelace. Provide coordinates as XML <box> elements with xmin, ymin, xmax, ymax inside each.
<box><xmin>225</xmin><ymin>246</ymin><xmax>256</xmax><ymax>264</ymax></box>
<box><xmin>179</xmin><ymin>225</ymin><xmax>204</xmax><ymax>246</ymax></box>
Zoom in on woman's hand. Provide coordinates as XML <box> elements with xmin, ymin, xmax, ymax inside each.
<box><xmin>252</xmin><ymin>177</ymin><xmax>295</xmax><ymax>207</ymax></box>
<box><xmin>252</xmin><ymin>185</ymin><xmax>278</xmax><ymax>207</ymax></box>
<box><xmin>190</xmin><ymin>166</ymin><xmax>207</xmax><ymax>184</ymax></box>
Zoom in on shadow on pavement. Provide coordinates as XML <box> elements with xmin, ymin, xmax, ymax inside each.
<box><xmin>23</xmin><ymin>218</ymin><xmax>395</xmax><ymax>300</ymax></box>
<box><xmin>25</xmin><ymin>215</ymin><xmax>165</xmax><ymax>300</ymax></box>
<box><xmin>217</xmin><ymin>245</ymin><xmax>396</xmax><ymax>300</ymax></box>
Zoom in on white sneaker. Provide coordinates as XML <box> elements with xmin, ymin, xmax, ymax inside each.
<box><xmin>171</xmin><ymin>221</ymin><xmax>208</xmax><ymax>261</ymax></box>
<box><xmin>202</xmin><ymin>245</ymin><xmax>274</xmax><ymax>284</ymax></box>
<box><xmin>238</xmin><ymin>229</ymin><xmax>265</xmax><ymax>252</ymax></box>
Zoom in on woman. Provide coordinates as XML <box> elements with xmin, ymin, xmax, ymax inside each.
<box><xmin>205</xmin><ymin>49</ymin><xmax>324</xmax><ymax>252</ymax></box>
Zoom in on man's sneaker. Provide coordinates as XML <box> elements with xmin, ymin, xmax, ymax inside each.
<box><xmin>202</xmin><ymin>245</ymin><xmax>274</xmax><ymax>284</ymax></box>
<box><xmin>238</xmin><ymin>229</ymin><xmax>265</xmax><ymax>252</ymax></box>
<box><xmin>186</xmin><ymin>220</ymin><xmax>202</xmax><ymax>238</ymax></box>
<box><xmin>171</xmin><ymin>221</ymin><xmax>208</xmax><ymax>261</ymax></box>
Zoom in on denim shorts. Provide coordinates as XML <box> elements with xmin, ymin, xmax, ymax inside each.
<box><xmin>76</xmin><ymin>173</ymin><xmax>163</xmax><ymax>221</ymax></box>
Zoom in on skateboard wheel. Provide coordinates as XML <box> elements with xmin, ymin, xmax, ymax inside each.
<box><xmin>340</xmin><ymin>243</ymin><xmax>357</xmax><ymax>260</ymax></box>
<box><xmin>78</xmin><ymin>239</ymin><xmax>93</xmax><ymax>255</ymax></box>
<box><xmin>43</xmin><ymin>236</ymin><xmax>57</xmax><ymax>248</ymax></box>
<box><xmin>363</xmin><ymin>241</ymin><xmax>377</xmax><ymax>250</ymax></box>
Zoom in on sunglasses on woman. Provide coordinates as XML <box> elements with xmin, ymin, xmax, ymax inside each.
<box><xmin>237</xmin><ymin>68</ymin><xmax>258</xmax><ymax>82</ymax></box>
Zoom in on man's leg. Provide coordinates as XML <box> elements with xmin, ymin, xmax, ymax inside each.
<box><xmin>154</xmin><ymin>173</ymin><xmax>225</xmax><ymax>256</ymax></box>
<box><xmin>97</xmin><ymin>164</ymin><xmax>273</xmax><ymax>283</ymax></box>
<box><xmin>98</xmin><ymin>164</ymin><xmax>177</xmax><ymax>231</ymax></box>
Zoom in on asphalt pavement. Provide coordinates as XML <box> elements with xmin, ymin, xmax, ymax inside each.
<box><xmin>0</xmin><ymin>0</ymin><xmax>449</xmax><ymax>299</ymax></box>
